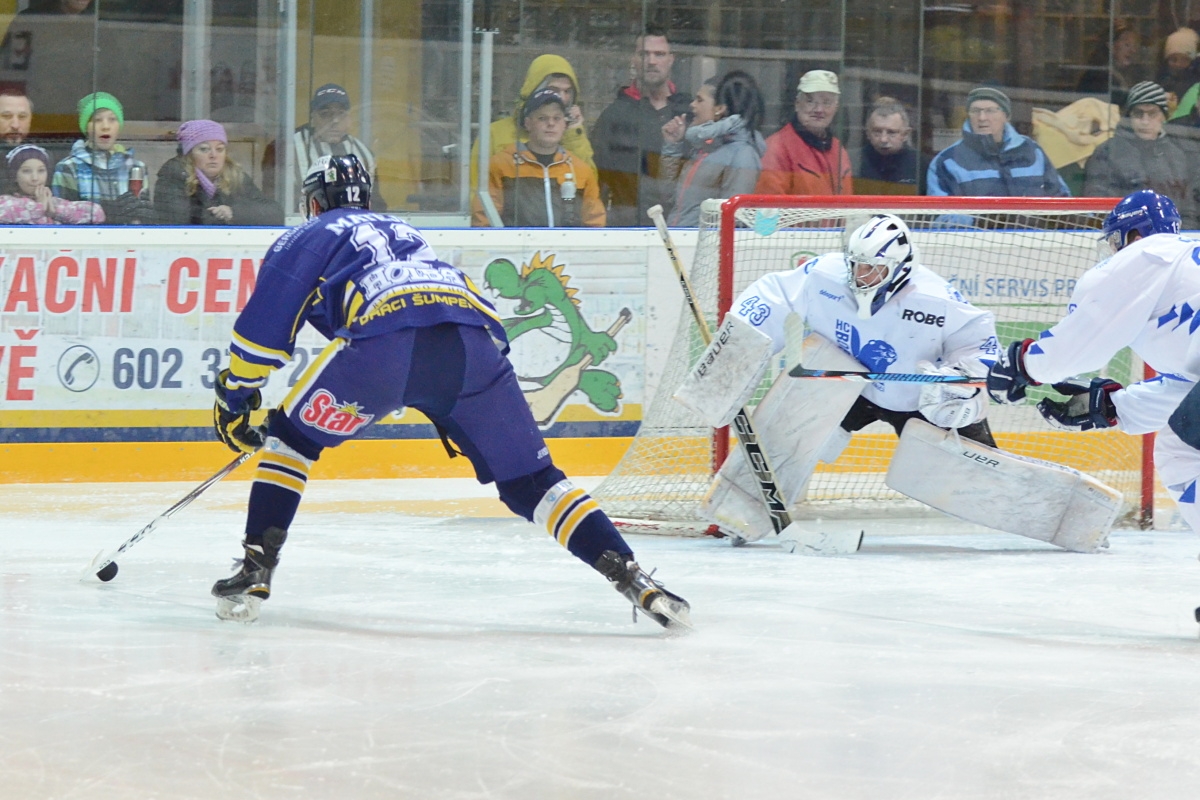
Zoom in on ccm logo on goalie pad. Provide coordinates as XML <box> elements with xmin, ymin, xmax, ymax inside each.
<box><xmin>901</xmin><ymin>309</ymin><xmax>945</xmax><ymax>327</ymax></box>
<box><xmin>962</xmin><ymin>450</ymin><xmax>999</xmax><ymax>468</ymax></box>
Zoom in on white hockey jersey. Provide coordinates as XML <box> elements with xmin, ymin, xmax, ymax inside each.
<box><xmin>1022</xmin><ymin>233</ymin><xmax>1200</xmax><ymax>434</ymax></box>
<box><xmin>731</xmin><ymin>253</ymin><xmax>1000</xmax><ymax>411</ymax></box>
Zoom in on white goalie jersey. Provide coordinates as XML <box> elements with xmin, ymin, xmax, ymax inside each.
<box><xmin>1021</xmin><ymin>234</ymin><xmax>1200</xmax><ymax>435</ymax></box>
<box><xmin>731</xmin><ymin>253</ymin><xmax>1000</xmax><ymax>411</ymax></box>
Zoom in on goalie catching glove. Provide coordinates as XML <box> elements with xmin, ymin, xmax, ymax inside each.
<box><xmin>917</xmin><ymin>360</ymin><xmax>987</xmax><ymax>428</ymax></box>
<box><xmin>213</xmin><ymin>368</ymin><xmax>266</xmax><ymax>453</ymax></box>
<box><xmin>1037</xmin><ymin>378</ymin><xmax>1121</xmax><ymax>431</ymax></box>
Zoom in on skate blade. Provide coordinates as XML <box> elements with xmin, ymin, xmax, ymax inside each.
<box><xmin>779</xmin><ymin>528</ymin><xmax>863</xmax><ymax>556</ymax></box>
<box><xmin>648</xmin><ymin>595</ymin><xmax>694</xmax><ymax>632</ymax></box>
<box><xmin>215</xmin><ymin>594</ymin><xmax>262</xmax><ymax>623</ymax></box>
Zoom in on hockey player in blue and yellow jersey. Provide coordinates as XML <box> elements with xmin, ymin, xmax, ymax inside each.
<box><xmin>210</xmin><ymin>154</ymin><xmax>690</xmax><ymax>629</ymax></box>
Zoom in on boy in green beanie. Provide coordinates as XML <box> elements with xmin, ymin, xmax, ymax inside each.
<box><xmin>51</xmin><ymin>91</ymin><xmax>154</xmax><ymax>224</ymax></box>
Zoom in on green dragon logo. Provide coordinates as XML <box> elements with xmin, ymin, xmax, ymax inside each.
<box><xmin>484</xmin><ymin>252</ymin><xmax>630</xmax><ymax>427</ymax></box>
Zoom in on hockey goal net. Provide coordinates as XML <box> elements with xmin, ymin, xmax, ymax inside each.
<box><xmin>594</xmin><ymin>195</ymin><xmax>1152</xmax><ymax>529</ymax></box>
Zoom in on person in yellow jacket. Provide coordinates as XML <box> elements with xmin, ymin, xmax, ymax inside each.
<box><xmin>472</xmin><ymin>89</ymin><xmax>604</xmax><ymax>227</ymax></box>
<box><xmin>469</xmin><ymin>54</ymin><xmax>595</xmax><ymax>193</ymax></box>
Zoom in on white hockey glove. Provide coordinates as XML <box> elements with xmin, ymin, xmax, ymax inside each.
<box><xmin>917</xmin><ymin>360</ymin><xmax>986</xmax><ymax>429</ymax></box>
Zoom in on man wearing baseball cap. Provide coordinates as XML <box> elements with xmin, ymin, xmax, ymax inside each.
<box><xmin>755</xmin><ymin>69</ymin><xmax>853</xmax><ymax>196</ymax></box>
<box><xmin>927</xmin><ymin>86</ymin><xmax>1069</xmax><ymax>197</ymax></box>
<box><xmin>261</xmin><ymin>83</ymin><xmax>386</xmax><ymax>213</ymax></box>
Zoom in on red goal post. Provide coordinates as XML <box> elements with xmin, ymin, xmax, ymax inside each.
<box><xmin>593</xmin><ymin>194</ymin><xmax>1154</xmax><ymax>529</ymax></box>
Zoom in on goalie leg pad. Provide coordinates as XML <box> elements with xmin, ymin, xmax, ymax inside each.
<box><xmin>700</xmin><ymin>367</ymin><xmax>864</xmax><ymax>541</ymax></box>
<box><xmin>673</xmin><ymin>315</ymin><xmax>774</xmax><ymax>428</ymax></box>
<box><xmin>885</xmin><ymin>419</ymin><xmax>1121</xmax><ymax>553</ymax></box>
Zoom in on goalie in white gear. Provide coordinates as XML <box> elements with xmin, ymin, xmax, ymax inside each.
<box><xmin>736</xmin><ymin>213</ymin><xmax>999</xmax><ymax>446</ymax></box>
<box><xmin>676</xmin><ymin>214</ymin><xmax>1002</xmax><ymax>544</ymax></box>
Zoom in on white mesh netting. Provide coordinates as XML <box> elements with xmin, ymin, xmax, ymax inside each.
<box><xmin>593</xmin><ymin>196</ymin><xmax>1147</xmax><ymax>528</ymax></box>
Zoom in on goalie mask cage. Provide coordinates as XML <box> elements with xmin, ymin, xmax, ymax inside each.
<box><xmin>593</xmin><ymin>195</ymin><xmax>1154</xmax><ymax>530</ymax></box>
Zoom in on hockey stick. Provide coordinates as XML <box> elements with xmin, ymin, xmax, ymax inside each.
<box><xmin>83</xmin><ymin>452</ymin><xmax>253</xmax><ymax>582</ymax></box>
<box><xmin>647</xmin><ymin>204</ymin><xmax>794</xmax><ymax>538</ymax></box>
<box><xmin>789</xmin><ymin>365</ymin><xmax>985</xmax><ymax>385</ymax></box>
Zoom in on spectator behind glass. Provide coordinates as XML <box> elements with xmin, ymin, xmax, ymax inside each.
<box><xmin>154</xmin><ymin>119</ymin><xmax>283</xmax><ymax>227</ymax></box>
<box><xmin>469</xmin><ymin>54</ymin><xmax>594</xmax><ymax>195</ymax></box>
<box><xmin>472</xmin><ymin>89</ymin><xmax>604</xmax><ymax>228</ymax></box>
<box><xmin>926</xmin><ymin>86</ymin><xmax>1069</xmax><ymax>196</ymax></box>
<box><xmin>51</xmin><ymin>92</ymin><xmax>153</xmax><ymax>224</ymax></box>
<box><xmin>0</xmin><ymin>91</ymin><xmax>32</xmax><ymax>194</ymax></box>
<box><xmin>1157</xmin><ymin>28</ymin><xmax>1200</xmax><ymax>104</ymax></box>
<box><xmin>660</xmin><ymin>70</ymin><xmax>766</xmax><ymax>227</ymax></box>
<box><xmin>592</xmin><ymin>26</ymin><xmax>692</xmax><ymax>226</ymax></box>
<box><xmin>0</xmin><ymin>144</ymin><xmax>102</xmax><ymax>224</ymax></box>
<box><xmin>261</xmin><ymin>83</ymin><xmax>386</xmax><ymax>214</ymax></box>
<box><xmin>1084</xmin><ymin>82</ymin><xmax>1196</xmax><ymax>228</ymax></box>
<box><xmin>1077</xmin><ymin>25</ymin><xmax>1148</xmax><ymax>108</ymax></box>
<box><xmin>755</xmin><ymin>69</ymin><xmax>853</xmax><ymax>195</ymax></box>
<box><xmin>855</xmin><ymin>98</ymin><xmax>919</xmax><ymax>195</ymax></box>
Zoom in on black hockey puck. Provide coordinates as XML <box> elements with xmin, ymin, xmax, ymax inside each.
<box><xmin>96</xmin><ymin>562</ymin><xmax>119</xmax><ymax>582</ymax></box>
<box><xmin>1194</xmin><ymin>605</ymin><xmax>1200</xmax><ymax>624</ymax></box>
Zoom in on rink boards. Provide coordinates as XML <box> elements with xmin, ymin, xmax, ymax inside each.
<box><xmin>0</xmin><ymin>223</ymin><xmax>1140</xmax><ymax>482</ymax></box>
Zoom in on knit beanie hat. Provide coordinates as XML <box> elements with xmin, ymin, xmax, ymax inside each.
<box><xmin>1165</xmin><ymin>27</ymin><xmax>1200</xmax><ymax>59</ymax></box>
<box><xmin>78</xmin><ymin>91</ymin><xmax>123</xmax><ymax>132</ymax></box>
<box><xmin>966</xmin><ymin>86</ymin><xmax>1011</xmax><ymax>117</ymax></box>
<box><xmin>1125</xmin><ymin>81</ymin><xmax>1169</xmax><ymax>116</ymax></box>
<box><xmin>177</xmin><ymin>119</ymin><xmax>228</xmax><ymax>154</ymax></box>
<box><xmin>5</xmin><ymin>144</ymin><xmax>49</xmax><ymax>179</ymax></box>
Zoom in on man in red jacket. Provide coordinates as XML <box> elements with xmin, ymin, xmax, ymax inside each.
<box><xmin>755</xmin><ymin>69</ymin><xmax>853</xmax><ymax>196</ymax></box>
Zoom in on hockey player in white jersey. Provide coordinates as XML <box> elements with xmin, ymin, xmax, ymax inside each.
<box><xmin>988</xmin><ymin>190</ymin><xmax>1200</xmax><ymax>538</ymax></box>
<box><xmin>676</xmin><ymin>214</ymin><xmax>1003</xmax><ymax>542</ymax></box>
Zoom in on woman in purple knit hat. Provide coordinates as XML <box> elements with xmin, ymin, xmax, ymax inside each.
<box><xmin>153</xmin><ymin>119</ymin><xmax>283</xmax><ymax>226</ymax></box>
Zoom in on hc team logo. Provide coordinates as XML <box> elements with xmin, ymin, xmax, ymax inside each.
<box><xmin>299</xmin><ymin>389</ymin><xmax>374</xmax><ymax>435</ymax></box>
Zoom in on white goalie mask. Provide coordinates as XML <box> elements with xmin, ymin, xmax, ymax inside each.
<box><xmin>844</xmin><ymin>214</ymin><xmax>915</xmax><ymax>318</ymax></box>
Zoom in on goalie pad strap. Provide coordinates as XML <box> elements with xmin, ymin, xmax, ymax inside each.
<box><xmin>674</xmin><ymin>315</ymin><xmax>774</xmax><ymax>428</ymax></box>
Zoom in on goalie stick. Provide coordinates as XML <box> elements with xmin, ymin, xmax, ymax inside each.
<box><xmin>83</xmin><ymin>452</ymin><xmax>252</xmax><ymax>582</ymax></box>
<box><xmin>789</xmin><ymin>365</ymin><xmax>985</xmax><ymax>385</ymax></box>
<box><xmin>649</xmin><ymin>205</ymin><xmax>861</xmax><ymax>556</ymax></box>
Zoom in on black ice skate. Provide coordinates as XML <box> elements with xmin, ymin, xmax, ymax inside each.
<box><xmin>212</xmin><ymin>526</ymin><xmax>287</xmax><ymax>623</ymax></box>
<box><xmin>594</xmin><ymin>550</ymin><xmax>692</xmax><ymax>630</ymax></box>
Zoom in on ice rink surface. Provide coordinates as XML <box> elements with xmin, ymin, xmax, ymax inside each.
<box><xmin>4</xmin><ymin>477</ymin><xmax>1200</xmax><ymax>799</ymax></box>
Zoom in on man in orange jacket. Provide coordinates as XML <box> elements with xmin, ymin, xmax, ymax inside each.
<box><xmin>755</xmin><ymin>69</ymin><xmax>853</xmax><ymax>196</ymax></box>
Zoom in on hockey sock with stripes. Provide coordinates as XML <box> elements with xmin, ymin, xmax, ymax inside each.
<box><xmin>532</xmin><ymin>478</ymin><xmax>631</xmax><ymax>567</ymax></box>
<box><xmin>244</xmin><ymin>437</ymin><xmax>315</xmax><ymax>546</ymax></box>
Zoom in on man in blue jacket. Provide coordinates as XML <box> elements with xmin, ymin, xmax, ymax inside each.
<box><xmin>927</xmin><ymin>87</ymin><xmax>1069</xmax><ymax>197</ymax></box>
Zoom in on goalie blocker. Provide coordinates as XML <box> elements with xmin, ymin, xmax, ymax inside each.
<box><xmin>886</xmin><ymin>419</ymin><xmax>1122</xmax><ymax>553</ymax></box>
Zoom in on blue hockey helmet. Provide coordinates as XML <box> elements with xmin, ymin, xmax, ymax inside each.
<box><xmin>302</xmin><ymin>153</ymin><xmax>371</xmax><ymax>217</ymax></box>
<box><xmin>1101</xmin><ymin>189</ymin><xmax>1181</xmax><ymax>254</ymax></box>
<box><xmin>845</xmin><ymin>214</ymin><xmax>915</xmax><ymax>318</ymax></box>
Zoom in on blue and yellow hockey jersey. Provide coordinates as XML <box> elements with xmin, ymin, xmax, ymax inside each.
<box><xmin>226</xmin><ymin>209</ymin><xmax>507</xmax><ymax>390</ymax></box>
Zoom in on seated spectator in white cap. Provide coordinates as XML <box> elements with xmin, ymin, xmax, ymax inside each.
<box><xmin>1085</xmin><ymin>81</ymin><xmax>1195</xmax><ymax>228</ymax></box>
<box><xmin>1156</xmin><ymin>27</ymin><xmax>1200</xmax><ymax>102</ymax></box>
<box><xmin>261</xmin><ymin>83</ymin><xmax>385</xmax><ymax>213</ymax></box>
<box><xmin>926</xmin><ymin>86</ymin><xmax>1069</xmax><ymax>197</ymax></box>
<box><xmin>755</xmin><ymin>68</ymin><xmax>852</xmax><ymax>195</ymax></box>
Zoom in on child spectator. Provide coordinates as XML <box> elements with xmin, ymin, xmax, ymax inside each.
<box><xmin>469</xmin><ymin>55</ymin><xmax>595</xmax><ymax>197</ymax></box>
<box><xmin>1156</xmin><ymin>28</ymin><xmax>1200</xmax><ymax>103</ymax></box>
<box><xmin>51</xmin><ymin>92</ymin><xmax>153</xmax><ymax>224</ymax></box>
<box><xmin>660</xmin><ymin>70</ymin><xmax>766</xmax><ymax>226</ymax></box>
<box><xmin>0</xmin><ymin>144</ymin><xmax>102</xmax><ymax>224</ymax></box>
<box><xmin>1084</xmin><ymin>81</ymin><xmax>1196</xmax><ymax>228</ymax></box>
<box><xmin>154</xmin><ymin>119</ymin><xmax>283</xmax><ymax>226</ymax></box>
<box><xmin>473</xmin><ymin>89</ymin><xmax>604</xmax><ymax>227</ymax></box>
